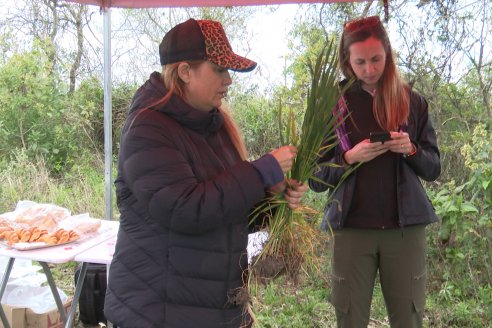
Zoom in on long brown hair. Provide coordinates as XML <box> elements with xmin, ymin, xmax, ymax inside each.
<box><xmin>139</xmin><ymin>61</ymin><xmax>248</xmax><ymax>161</ymax></box>
<box><xmin>339</xmin><ymin>16</ymin><xmax>409</xmax><ymax>131</ymax></box>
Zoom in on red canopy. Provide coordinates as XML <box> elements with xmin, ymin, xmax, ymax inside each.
<box><xmin>65</xmin><ymin>0</ymin><xmax>364</xmax><ymax>8</ymax></box>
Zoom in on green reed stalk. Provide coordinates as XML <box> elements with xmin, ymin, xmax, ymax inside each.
<box><xmin>251</xmin><ymin>40</ymin><xmax>354</xmax><ymax>280</ymax></box>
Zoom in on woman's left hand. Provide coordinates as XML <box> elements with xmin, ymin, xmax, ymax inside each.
<box><xmin>386</xmin><ymin>131</ymin><xmax>416</xmax><ymax>155</ymax></box>
<box><xmin>269</xmin><ymin>179</ymin><xmax>308</xmax><ymax>209</ymax></box>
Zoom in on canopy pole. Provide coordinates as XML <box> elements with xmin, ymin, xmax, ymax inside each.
<box><xmin>103</xmin><ymin>7</ymin><xmax>113</xmax><ymax>221</ymax></box>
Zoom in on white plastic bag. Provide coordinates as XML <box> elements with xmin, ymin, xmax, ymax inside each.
<box><xmin>4</xmin><ymin>285</ymin><xmax>68</xmax><ymax>314</ymax></box>
<box><xmin>247</xmin><ymin>231</ymin><xmax>269</xmax><ymax>263</ymax></box>
<box><xmin>0</xmin><ymin>256</ymin><xmax>45</xmax><ymax>282</ymax></box>
<box><xmin>0</xmin><ymin>256</ymin><xmax>47</xmax><ymax>303</ymax></box>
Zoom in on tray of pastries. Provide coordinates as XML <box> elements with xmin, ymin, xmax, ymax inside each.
<box><xmin>0</xmin><ymin>201</ymin><xmax>101</xmax><ymax>250</ymax></box>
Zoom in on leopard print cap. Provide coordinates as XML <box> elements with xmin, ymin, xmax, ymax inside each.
<box><xmin>196</xmin><ymin>20</ymin><xmax>257</xmax><ymax>72</ymax></box>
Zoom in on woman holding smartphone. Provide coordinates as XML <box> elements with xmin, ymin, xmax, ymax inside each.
<box><xmin>309</xmin><ymin>16</ymin><xmax>440</xmax><ymax>327</ymax></box>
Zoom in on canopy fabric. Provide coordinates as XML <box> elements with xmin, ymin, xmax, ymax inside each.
<box><xmin>65</xmin><ymin>0</ymin><xmax>364</xmax><ymax>8</ymax></box>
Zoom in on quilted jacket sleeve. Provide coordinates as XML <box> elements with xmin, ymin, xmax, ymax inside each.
<box><xmin>119</xmin><ymin>111</ymin><xmax>266</xmax><ymax>235</ymax></box>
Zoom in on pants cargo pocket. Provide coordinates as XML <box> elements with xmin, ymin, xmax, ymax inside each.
<box><xmin>330</xmin><ymin>273</ymin><xmax>350</xmax><ymax>314</ymax></box>
<box><xmin>412</xmin><ymin>270</ymin><xmax>426</xmax><ymax>313</ymax></box>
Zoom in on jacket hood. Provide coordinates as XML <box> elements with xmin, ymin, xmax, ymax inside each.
<box><xmin>128</xmin><ymin>71</ymin><xmax>224</xmax><ymax>134</ymax></box>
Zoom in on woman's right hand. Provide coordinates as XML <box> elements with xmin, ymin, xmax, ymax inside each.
<box><xmin>270</xmin><ymin>145</ymin><xmax>297</xmax><ymax>173</ymax></box>
<box><xmin>343</xmin><ymin>139</ymin><xmax>388</xmax><ymax>164</ymax></box>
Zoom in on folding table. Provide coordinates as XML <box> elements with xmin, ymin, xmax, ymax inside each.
<box><xmin>73</xmin><ymin>235</ymin><xmax>116</xmax><ymax>266</ymax></box>
<box><xmin>0</xmin><ymin>220</ymin><xmax>119</xmax><ymax>328</ymax></box>
<box><xmin>73</xmin><ymin>235</ymin><xmax>117</xmax><ymax>328</ymax></box>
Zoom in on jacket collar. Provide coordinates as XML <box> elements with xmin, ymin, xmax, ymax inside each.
<box><xmin>129</xmin><ymin>71</ymin><xmax>224</xmax><ymax>134</ymax></box>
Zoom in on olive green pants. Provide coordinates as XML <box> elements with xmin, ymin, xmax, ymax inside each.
<box><xmin>330</xmin><ymin>226</ymin><xmax>426</xmax><ymax>328</ymax></box>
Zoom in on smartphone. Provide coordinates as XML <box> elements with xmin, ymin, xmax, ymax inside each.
<box><xmin>370</xmin><ymin>131</ymin><xmax>391</xmax><ymax>143</ymax></box>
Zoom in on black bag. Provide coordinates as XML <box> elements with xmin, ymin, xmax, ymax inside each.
<box><xmin>74</xmin><ymin>263</ymin><xmax>108</xmax><ymax>325</ymax></box>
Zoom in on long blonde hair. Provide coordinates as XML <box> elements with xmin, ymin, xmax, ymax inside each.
<box><xmin>219</xmin><ymin>105</ymin><xmax>248</xmax><ymax>161</ymax></box>
<box><xmin>339</xmin><ymin>16</ymin><xmax>409</xmax><ymax>131</ymax></box>
<box><xmin>142</xmin><ymin>61</ymin><xmax>248</xmax><ymax>161</ymax></box>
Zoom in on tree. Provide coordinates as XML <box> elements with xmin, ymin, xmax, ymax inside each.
<box><xmin>279</xmin><ymin>0</ymin><xmax>491</xmax><ymax>183</ymax></box>
<box><xmin>107</xmin><ymin>6</ymin><xmax>258</xmax><ymax>84</ymax></box>
<box><xmin>1</xmin><ymin>0</ymin><xmax>93</xmax><ymax>93</ymax></box>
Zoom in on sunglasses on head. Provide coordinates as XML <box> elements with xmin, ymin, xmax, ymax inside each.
<box><xmin>343</xmin><ymin>16</ymin><xmax>381</xmax><ymax>33</ymax></box>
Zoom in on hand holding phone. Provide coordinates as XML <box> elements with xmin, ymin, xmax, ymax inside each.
<box><xmin>370</xmin><ymin>131</ymin><xmax>391</xmax><ymax>144</ymax></box>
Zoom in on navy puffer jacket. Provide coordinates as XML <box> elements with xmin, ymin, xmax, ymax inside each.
<box><xmin>104</xmin><ymin>72</ymin><xmax>266</xmax><ymax>328</ymax></box>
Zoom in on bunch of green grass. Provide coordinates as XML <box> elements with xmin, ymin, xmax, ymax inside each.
<box><xmin>250</xmin><ymin>41</ymin><xmax>354</xmax><ymax>282</ymax></box>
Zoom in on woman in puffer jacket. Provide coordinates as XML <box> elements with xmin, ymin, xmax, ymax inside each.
<box><xmin>104</xmin><ymin>18</ymin><xmax>307</xmax><ymax>328</ymax></box>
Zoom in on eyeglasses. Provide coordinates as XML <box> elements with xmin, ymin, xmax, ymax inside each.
<box><xmin>343</xmin><ymin>16</ymin><xmax>382</xmax><ymax>33</ymax></box>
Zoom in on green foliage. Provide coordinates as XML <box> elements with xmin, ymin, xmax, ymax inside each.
<box><xmin>0</xmin><ymin>45</ymin><xmax>59</xmax><ymax>151</ymax></box>
<box><xmin>0</xmin><ymin>27</ymin><xmax>17</xmax><ymax>65</ymax></box>
<box><xmin>425</xmin><ymin>123</ymin><xmax>491</xmax><ymax>327</ymax></box>
<box><xmin>289</xmin><ymin>23</ymin><xmax>334</xmax><ymax>96</ymax></box>
<box><xmin>112</xmin><ymin>82</ymin><xmax>138</xmax><ymax>148</ymax></box>
<box><xmin>430</xmin><ymin>180</ymin><xmax>479</xmax><ymax>245</ymax></box>
<box><xmin>432</xmin><ymin>124</ymin><xmax>492</xmax><ymax>255</ymax></box>
<box><xmin>0</xmin><ymin>149</ymin><xmax>114</xmax><ymax>219</ymax></box>
<box><xmin>0</xmin><ymin>44</ymin><xmax>131</xmax><ymax>176</ymax></box>
<box><xmin>426</xmin><ymin>284</ymin><xmax>492</xmax><ymax>327</ymax></box>
<box><xmin>460</xmin><ymin>124</ymin><xmax>492</xmax><ymax>213</ymax></box>
<box><xmin>253</xmin><ymin>282</ymin><xmax>333</xmax><ymax>327</ymax></box>
<box><xmin>0</xmin><ymin>43</ymin><xmax>100</xmax><ymax>175</ymax></box>
<box><xmin>430</xmin><ymin>79</ymin><xmax>490</xmax><ymax>183</ymax></box>
<box><xmin>68</xmin><ymin>75</ymin><xmax>105</xmax><ymax>145</ymax></box>
<box><xmin>252</xmin><ymin>268</ymin><xmax>334</xmax><ymax>328</ymax></box>
<box><xmin>228</xmin><ymin>94</ymin><xmax>281</xmax><ymax>159</ymax></box>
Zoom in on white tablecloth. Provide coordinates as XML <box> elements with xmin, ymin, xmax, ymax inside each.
<box><xmin>74</xmin><ymin>235</ymin><xmax>116</xmax><ymax>265</ymax></box>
